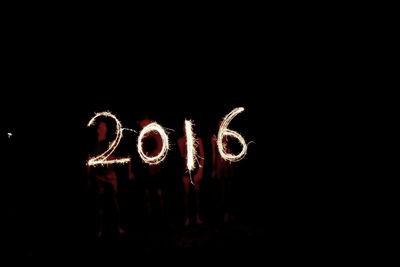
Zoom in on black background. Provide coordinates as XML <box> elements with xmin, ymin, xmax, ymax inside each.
<box><xmin>0</xmin><ymin>11</ymin><xmax>346</xmax><ymax>259</ymax></box>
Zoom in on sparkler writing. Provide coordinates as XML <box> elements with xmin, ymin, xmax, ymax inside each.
<box><xmin>137</xmin><ymin>122</ymin><xmax>170</xmax><ymax>165</ymax></box>
<box><xmin>185</xmin><ymin>120</ymin><xmax>197</xmax><ymax>171</ymax></box>
<box><xmin>184</xmin><ymin>120</ymin><xmax>199</xmax><ymax>185</ymax></box>
<box><xmin>86</xmin><ymin>107</ymin><xmax>250</xmax><ymax>167</ymax></box>
<box><xmin>217</xmin><ymin>107</ymin><xmax>248</xmax><ymax>162</ymax></box>
<box><xmin>87</xmin><ymin>111</ymin><xmax>131</xmax><ymax>166</ymax></box>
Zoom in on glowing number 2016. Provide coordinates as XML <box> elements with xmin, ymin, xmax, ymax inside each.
<box><xmin>87</xmin><ymin>111</ymin><xmax>131</xmax><ymax>166</ymax></box>
<box><xmin>217</xmin><ymin>107</ymin><xmax>248</xmax><ymax>162</ymax></box>
<box><xmin>86</xmin><ymin>107</ymin><xmax>249</xmax><ymax>167</ymax></box>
